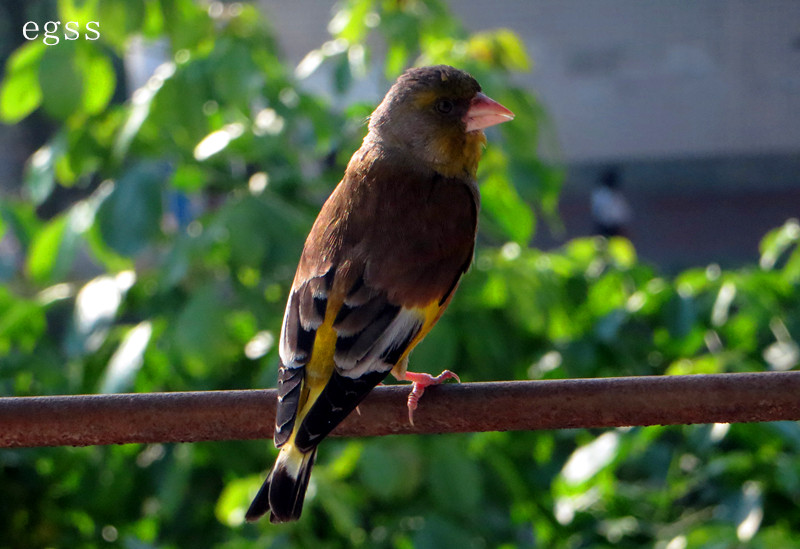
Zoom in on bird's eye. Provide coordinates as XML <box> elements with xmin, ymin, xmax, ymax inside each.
<box><xmin>435</xmin><ymin>99</ymin><xmax>454</xmax><ymax>115</ymax></box>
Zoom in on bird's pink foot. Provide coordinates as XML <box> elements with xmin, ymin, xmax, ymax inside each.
<box><xmin>403</xmin><ymin>370</ymin><xmax>460</xmax><ymax>426</ymax></box>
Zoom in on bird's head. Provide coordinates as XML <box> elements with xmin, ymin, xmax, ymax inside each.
<box><xmin>368</xmin><ymin>65</ymin><xmax>514</xmax><ymax>178</ymax></box>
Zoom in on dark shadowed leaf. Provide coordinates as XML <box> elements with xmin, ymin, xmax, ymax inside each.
<box><xmin>96</xmin><ymin>163</ymin><xmax>165</xmax><ymax>256</ymax></box>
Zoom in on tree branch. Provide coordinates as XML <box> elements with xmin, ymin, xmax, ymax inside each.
<box><xmin>1</xmin><ymin>372</ymin><xmax>799</xmax><ymax>448</ymax></box>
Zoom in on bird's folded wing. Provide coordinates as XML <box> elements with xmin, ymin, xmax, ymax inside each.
<box><xmin>275</xmin><ymin>266</ymin><xmax>439</xmax><ymax>451</ymax></box>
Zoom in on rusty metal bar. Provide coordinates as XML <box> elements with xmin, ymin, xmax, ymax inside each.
<box><xmin>1</xmin><ymin>372</ymin><xmax>799</xmax><ymax>448</ymax></box>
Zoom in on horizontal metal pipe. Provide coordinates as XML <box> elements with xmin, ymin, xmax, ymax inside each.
<box><xmin>0</xmin><ymin>372</ymin><xmax>798</xmax><ymax>448</ymax></box>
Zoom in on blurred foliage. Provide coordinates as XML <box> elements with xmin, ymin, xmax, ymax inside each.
<box><xmin>1</xmin><ymin>0</ymin><xmax>799</xmax><ymax>547</ymax></box>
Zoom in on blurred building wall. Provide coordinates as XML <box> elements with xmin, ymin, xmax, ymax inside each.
<box><xmin>263</xmin><ymin>0</ymin><xmax>800</xmax><ymax>161</ymax></box>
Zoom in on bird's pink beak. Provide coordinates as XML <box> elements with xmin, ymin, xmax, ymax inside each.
<box><xmin>464</xmin><ymin>92</ymin><xmax>515</xmax><ymax>133</ymax></box>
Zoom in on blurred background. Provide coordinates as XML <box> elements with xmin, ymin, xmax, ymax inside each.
<box><xmin>262</xmin><ymin>0</ymin><xmax>800</xmax><ymax>270</ymax></box>
<box><xmin>0</xmin><ymin>1</ymin><xmax>799</xmax><ymax>548</ymax></box>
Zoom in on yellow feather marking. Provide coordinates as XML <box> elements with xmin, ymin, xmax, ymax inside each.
<box><xmin>412</xmin><ymin>89</ymin><xmax>439</xmax><ymax>109</ymax></box>
<box><xmin>410</xmin><ymin>88</ymin><xmax>487</xmax><ymax>178</ymax></box>
<box><xmin>391</xmin><ymin>300</ymin><xmax>445</xmax><ymax>379</ymax></box>
<box><xmin>282</xmin><ymin>296</ymin><xmax>447</xmax><ymax>455</ymax></box>
<box><xmin>433</xmin><ymin>130</ymin><xmax>485</xmax><ymax>179</ymax></box>
<box><xmin>283</xmin><ymin>293</ymin><xmax>344</xmax><ymax>453</ymax></box>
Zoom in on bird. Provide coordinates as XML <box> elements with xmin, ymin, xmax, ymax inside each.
<box><xmin>245</xmin><ymin>65</ymin><xmax>514</xmax><ymax>523</ymax></box>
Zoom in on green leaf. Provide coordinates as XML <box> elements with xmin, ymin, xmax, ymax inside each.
<box><xmin>587</xmin><ymin>272</ymin><xmax>627</xmax><ymax>316</ymax></box>
<box><xmin>412</xmin><ymin>515</ymin><xmax>478</xmax><ymax>549</ymax></box>
<box><xmin>170</xmin><ymin>164</ymin><xmax>207</xmax><ymax>192</ymax></box>
<box><xmin>113</xmin><ymin>84</ymin><xmax>156</xmax><ymax>160</ymax></box>
<box><xmin>783</xmin><ymin>244</ymin><xmax>800</xmax><ymax>282</ymax></box>
<box><xmin>493</xmin><ymin>28</ymin><xmax>532</xmax><ymax>71</ymax></box>
<box><xmin>428</xmin><ymin>437</ymin><xmax>483</xmax><ymax>515</ymax></box>
<box><xmin>38</xmin><ymin>43</ymin><xmax>84</xmax><ymax>120</ymax></box>
<box><xmin>96</xmin><ymin>163</ymin><xmax>164</xmax><ymax>256</ymax></box>
<box><xmin>468</xmin><ymin>29</ymin><xmax>531</xmax><ymax>71</ymax></box>
<box><xmin>97</xmin><ymin>0</ymin><xmax>146</xmax><ymax>50</ymax></box>
<box><xmin>210</xmin><ymin>39</ymin><xmax>263</xmax><ymax>107</ymax></box>
<box><xmin>607</xmin><ymin>237</ymin><xmax>637</xmax><ymax>269</ymax></box>
<box><xmin>0</xmin><ymin>287</ymin><xmax>46</xmax><ymax>354</ymax></box>
<box><xmin>0</xmin><ymin>201</ymin><xmax>40</xmax><ymax>252</ymax></box>
<box><xmin>216</xmin><ymin>476</ymin><xmax>258</xmax><ymax>527</ymax></box>
<box><xmin>83</xmin><ymin>223</ymin><xmax>134</xmax><ymax>273</ymax></box>
<box><xmin>98</xmin><ymin>321</ymin><xmax>152</xmax><ymax>393</ymax></box>
<box><xmin>222</xmin><ymin>197</ymin><xmax>271</xmax><ymax>267</ymax></box>
<box><xmin>479</xmin><ymin>149</ymin><xmax>535</xmax><ymax>244</ymax></box>
<box><xmin>174</xmin><ymin>285</ymin><xmax>231</xmax><ymax>373</ymax></box>
<box><xmin>663</xmin><ymin>292</ymin><xmax>697</xmax><ymax>340</ymax></box>
<box><xmin>385</xmin><ymin>42</ymin><xmax>409</xmax><ymax>79</ymax></box>
<box><xmin>0</xmin><ymin>42</ymin><xmax>45</xmax><ymax>123</ymax></box>
<box><xmin>77</xmin><ymin>46</ymin><xmax>116</xmax><ymax>114</ymax></box>
<box><xmin>328</xmin><ymin>0</ymin><xmax>373</xmax><ymax>43</ymax></box>
<box><xmin>58</xmin><ymin>0</ymin><xmax>100</xmax><ymax>22</ymax></box>
<box><xmin>24</xmin><ymin>132</ymin><xmax>69</xmax><ymax>205</ymax></box>
<box><xmin>141</xmin><ymin>0</ymin><xmax>165</xmax><ymax>37</ymax></box>
<box><xmin>358</xmin><ymin>438</ymin><xmax>422</xmax><ymax>501</ymax></box>
<box><xmin>26</xmin><ymin>214</ymin><xmax>81</xmax><ymax>283</ymax></box>
<box><xmin>759</xmin><ymin>218</ymin><xmax>799</xmax><ymax>270</ymax></box>
<box><xmin>409</xmin><ymin>317</ymin><xmax>458</xmax><ymax>374</ymax></box>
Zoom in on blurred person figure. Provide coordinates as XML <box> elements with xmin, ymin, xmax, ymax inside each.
<box><xmin>591</xmin><ymin>166</ymin><xmax>631</xmax><ymax>237</ymax></box>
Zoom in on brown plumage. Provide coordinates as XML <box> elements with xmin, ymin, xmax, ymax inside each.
<box><xmin>246</xmin><ymin>65</ymin><xmax>514</xmax><ymax>523</ymax></box>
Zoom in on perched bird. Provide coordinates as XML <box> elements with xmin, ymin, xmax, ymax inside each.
<box><xmin>245</xmin><ymin>65</ymin><xmax>514</xmax><ymax>523</ymax></box>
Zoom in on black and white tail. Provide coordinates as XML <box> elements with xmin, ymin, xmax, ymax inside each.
<box><xmin>245</xmin><ymin>445</ymin><xmax>317</xmax><ymax>523</ymax></box>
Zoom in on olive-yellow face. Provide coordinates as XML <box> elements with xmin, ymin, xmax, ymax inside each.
<box><xmin>369</xmin><ymin>65</ymin><xmax>508</xmax><ymax>178</ymax></box>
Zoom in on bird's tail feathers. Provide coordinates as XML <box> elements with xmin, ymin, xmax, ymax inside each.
<box><xmin>245</xmin><ymin>445</ymin><xmax>317</xmax><ymax>523</ymax></box>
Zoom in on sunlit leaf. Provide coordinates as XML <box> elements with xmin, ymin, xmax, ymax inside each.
<box><xmin>78</xmin><ymin>46</ymin><xmax>116</xmax><ymax>114</ymax></box>
<box><xmin>385</xmin><ymin>42</ymin><xmax>409</xmax><ymax>78</ymax></box>
<box><xmin>480</xmin><ymin>149</ymin><xmax>535</xmax><ymax>245</ymax></box>
<box><xmin>0</xmin><ymin>41</ymin><xmax>45</xmax><ymax>123</ymax></box>
<box><xmin>26</xmin><ymin>214</ymin><xmax>80</xmax><ymax>283</ymax></box>
<box><xmin>468</xmin><ymin>29</ymin><xmax>531</xmax><ymax>71</ymax></box>
<box><xmin>560</xmin><ymin>432</ymin><xmax>620</xmax><ymax>486</ymax></box>
<box><xmin>113</xmin><ymin>81</ymin><xmax>158</xmax><ymax>160</ymax></box>
<box><xmin>328</xmin><ymin>0</ymin><xmax>373</xmax><ymax>43</ymax></box>
<box><xmin>760</xmin><ymin>218</ymin><xmax>799</xmax><ymax>270</ymax></box>
<box><xmin>170</xmin><ymin>164</ymin><xmax>206</xmax><ymax>192</ymax></box>
<box><xmin>68</xmin><ymin>272</ymin><xmax>136</xmax><ymax>357</ymax></box>
<box><xmin>493</xmin><ymin>28</ymin><xmax>532</xmax><ymax>71</ymax></box>
<box><xmin>216</xmin><ymin>476</ymin><xmax>258</xmax><ymax>527</ymax></box>
<box><xmin>58</xmin><ymin>0</ymin><xmax>100</xmax><ymax>22</ymax></box>
<box><xmin>607</xmin><ymin>237</ymin><xmax>637</xmax><ymax>269</ymax></box>
<box><xmin>735</xmin><ymin>481</ymin><xmax>763</xmax><ymax>542</ymax></box>
<box><xmin>98</xmin><ymin>321</ymin><xmax>151</xmax><ymax>393</ymax></box>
